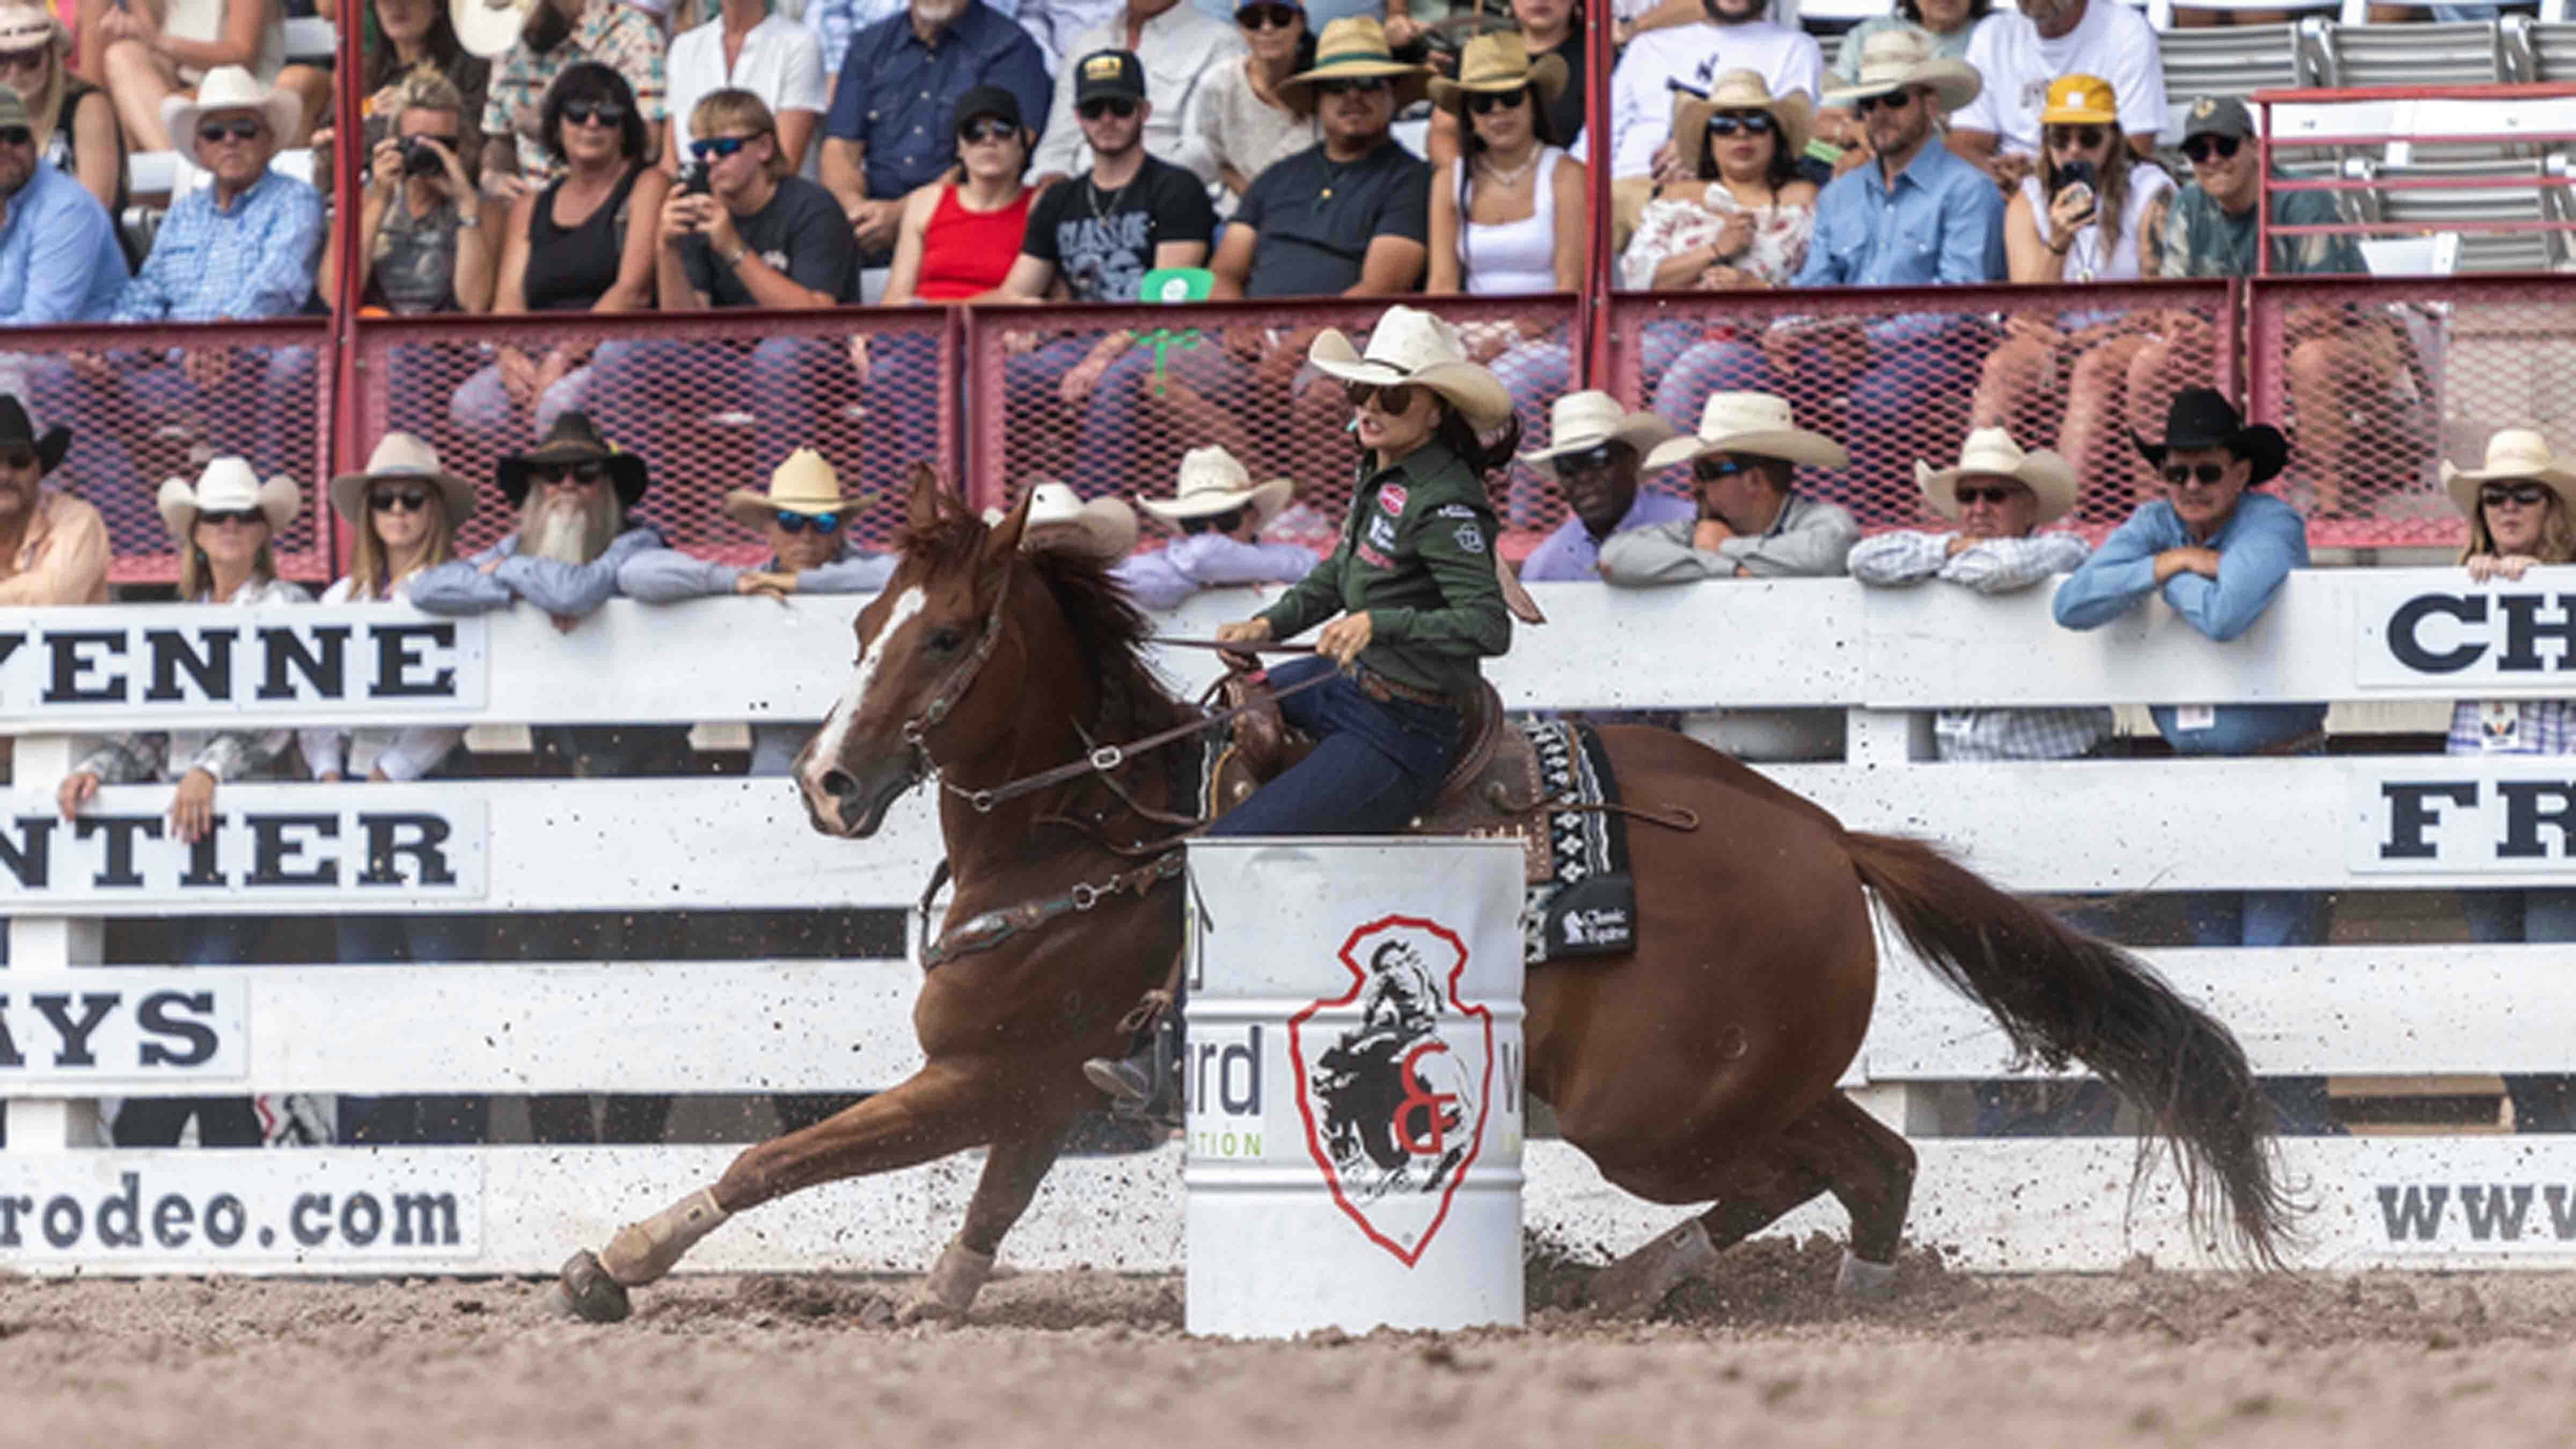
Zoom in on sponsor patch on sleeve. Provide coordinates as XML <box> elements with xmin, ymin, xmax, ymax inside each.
<box><xmin>1378</xmin><ymin>483</ymin><xmax>1408</xmax><ymax>515</ymax></box>
<box><xmin>1453</xmin><ymin>523</ymin><xmax>1489</xmax><ymax>555</ymax></box>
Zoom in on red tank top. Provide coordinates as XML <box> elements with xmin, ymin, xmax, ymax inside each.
<box><xmin>914</xmin><ymin>185</ymin><xmax>1034</xmax><ymax>301</ymax></box>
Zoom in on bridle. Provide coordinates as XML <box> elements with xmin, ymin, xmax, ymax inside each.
<box><xmin>890</xmin><ymin>552</ymin><xmax>1016</xmax><ymax>800</ymax></box>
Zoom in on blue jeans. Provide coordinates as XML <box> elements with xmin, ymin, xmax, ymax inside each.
<box><xmin>1210</xmin><ymin>657</ymin><xmax>1459</xmax><ymax>837</ymax></box>
<box><xmin>593</xmin><ymin>336</ymin><xmax>839</xmax><ymax>479</ymax></box>
<box><xmin>335</xmin><ymin>913</ymin><xmax>490</xmax><ymax>1145</ymax></box>
<box><xmin>2463</xmin><ymin>888</ymin><xmax>2576</xmax><ymax>1132</ymax></box>
<box><xmin>1003</xmin><ymin>335</ymin><xmax>1160</xmax><ymax>499</ymax></box>
<box><xmin>35</xmin><ymin>349</ymin><xmax>318</xmax><ymax>496</ymax></box>
<box><xmin>450</xmin><ymin>354</ymin><xmax>595</xmax><ymax>449</ymax></box>
<box><xmin>111</xmin><ymin>917</ymin><xmax>271</xmax><ymax>1147</ymax></box>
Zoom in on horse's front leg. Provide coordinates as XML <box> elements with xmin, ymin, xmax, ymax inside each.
<box><xmin>557</xmin><ymin>1059</ymin><xmax>1032</xmax><ymax>1322</ymax></box>
<box><xmin>898</xmin><ymin>1118</ymin><xmax>1078</xmax><ymax>1326</ymax></box>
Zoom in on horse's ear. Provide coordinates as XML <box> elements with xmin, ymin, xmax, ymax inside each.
<box><xmin>904</xmin><ymin>464</ymin><xmax>952</xmax><ymax>534</ymax></box>
<box><xmin>980</xmin><ymin>482</ymin><xmax>1034</xmax><ymax>565</ymax></box>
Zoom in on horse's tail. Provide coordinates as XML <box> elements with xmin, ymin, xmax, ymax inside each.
<box><xmin>1840</xmin><ymin>830</ymin><xmax>2301</xmax><ymax>1268</ymax></box>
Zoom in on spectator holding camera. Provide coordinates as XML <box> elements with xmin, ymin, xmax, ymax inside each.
<box><xmin>321</xmin><ymin>68</ymin><xmax>500</xmax><ymax>315</ymax></box>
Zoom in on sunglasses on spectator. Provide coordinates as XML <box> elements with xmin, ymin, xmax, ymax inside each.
<box><xmin>2482</xmin><ymin>482</ymin><xmax>2551</xmax><ymax>508</ymax></box>
<box><xmin>0</xmin><ymin>446</ymin><xmax>39</xmax><ymax>470</ymax></box>
<box><xmin>199</xmin><ymin>118</ymin><xmax>265</xmax><ymax>144</ymax></box>
<box><xmin>1465</xmin><ymin>87</ymin><xmax>1527</xmax><ymax>115</ymax></box>
<box><xmin>1078</xmin><ymin>98</ymin><xmax>1139</xmax><ymax>121</ymax></box>
<box><xmin>198</xmin><ymin>509</ymin><xmax>266</xmax><ymax>527</ymax></box>
<box><xmin>958</xmin><ymin>118</ymin><xmax>1018</xmax><ymax>143</ymax></box>
<box><xmin>562</xmin><ymin>99</ymin><xmax>626</xmax><ymax>128</ymax></box>
<box><xmin>1343</xmin><ymin>381</ymin><xmax>1419</xmax><ymax>413</ymax></box>
<box><xmin>1315</xmin><ymin>77</ymin><xmax>1391</xmax><ymax>98</ymax></box>
<box><xmin>1706</xmin><ymin>112</ymin><xmax>1774</xmax><ymax>137</ymax></box>
<box><xmin>531</xmin><ymin>462</ymin><xmax>609</xmax><ymax>486</ymax></box>
<box><xmin>1557</xmin><ymin>443</ymin><xmax>1621</xmax><ymax>475</ymax></box>
<box><xmin>2046</xmin><ymin>125</ymin><xmax>2105</xmax><ymax>151</ymax></box>
<box><xmin>0</xmin><ymin>126</ymin><xmax>30</xmax><ymax>148</ymax></box>
<box><xmin>0</xmin><ymin>44</ymin><xmax>48</xmax><ymax>73</ymax></box>
<box><xmin>1952</xmin><ymin>484</ymin><xmax>2025</xmax><ymax>506</ymax></box>
<box><xmin>2162</xmin><ymin>463</ymin><xmax>2231</xmax><ymax>487</ymax></box>
<box><xmin>775</xmin><ymin>509</ymin><xmax>841</xmax><ymax>534</ymax></box>
<box><xmin>2182</xmin><ymin>134</ymin><xmax>2242</xmax><ymax>164</ymax></box>
<box><xmin>369</xmin><ymin>487</ymin><xmax>432</xmax><ymax>514</ymax></box>
<box><xmin>1236</xmin><ymin>3</ymin><xmax>1299</xmax><ymax>27</ymax></box>
<box><xmin>690</xmin><ymin>133</ymin><xmax>759</xmax><ymax>159</ymax></box>
<box><xmin>1180</xmin><ymin>509</ymin><xmax>1248</xmax><ymax>536</ymax></box>
<box><xmin>1693</xmin><ymin>456</ymin><xmax>1757</xmax><ymax>482</ymax></box>
<box><xmin>1851</xmin><ymin>89</ymin><xmax>1915</xmax><ymax>117</ymax></box>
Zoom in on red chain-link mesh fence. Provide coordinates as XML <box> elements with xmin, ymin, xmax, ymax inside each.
<box><xmin>351</xmin><ymin>309</ymin><xmax>958</xmax><ymax>563</ymax></box>
<box><xmin>963</xmin><ymin>296</ymin><xmax>1584</xmax><ymax>557</ymax></box>
<box><xmin>7</xmin><ymin>319</ymin><xmax>334</xmax><ymax>587</ymax></box>
<box><xmin>1606</xmin><ymin>281</ymin><xmax>2239</xmax><ymax>537</ymax></box>
<box><xmin>2248</xmin><ymin>273</ymin><xmax>2576</xmax><ymax>551</ymax></box>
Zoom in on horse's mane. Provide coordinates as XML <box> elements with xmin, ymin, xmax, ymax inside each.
<box><xmin>898</xmin><ymin>511</ymin><xmax>1189</xmax><ymax>740</ymax></box>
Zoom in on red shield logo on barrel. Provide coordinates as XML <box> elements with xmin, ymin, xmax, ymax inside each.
<box><xmin>1287</xmin><ymin>914</ymin><xmax>1496</xmax><ymax>1267</ymax></box>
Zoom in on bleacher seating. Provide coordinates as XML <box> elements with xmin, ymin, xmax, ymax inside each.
<box><xmin>2351</xmin><ymin>155</ymin><xmax>2576</xmax><ymax>269</ymax></box>
<box><xmin>2158</xmin><ymin>18</ymin><xmax>2315</xmax><ymax>123</ymax></box>
<box><xmin>2306</xmin><ymin>18</ymin><xmax>2519</xmax><ymax>92</ymax></box>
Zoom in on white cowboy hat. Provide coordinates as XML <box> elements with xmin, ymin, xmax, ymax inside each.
<box><xmin>328</xmin><ymin>432</ymin><xmax>475</xmax><ymax>528</ymax></box>
<box><xmin>2441</xmin><ymin>429</ymin><xmax>2576</xmax><ymax>519</ymax></box>
<box><xmin>1646</xmin><ymin>391</ymin><xmax>1848</xmax><ymax>472</ymax></box>
<box><xmin>1021</xmin><ymin>480</ymin><xmax>1138</xmax><ymax>561</ymax></box>
<box><xmin>157</xmin><ymin>456</ymin><xmax>301</xmax><ymax>541</ymax></box>
<box><xmin>1822</xmin><ymin>26</ymin><xmax>1981</xmax><ymax>114</ymax></box>
<box><xmin>1307</xmin><ymin>305</ymin><xmax>1514</xmax><ymax>432</ymax></box>
<box><xmin>1673</xmin><ymin>68</ymin><xmax>1813</xmax><ymax>164</ymax></box>
<box><xmin>1137</xmin><ymin>446</ymin><xmax>1292</xmax><ymax>530</ymax></box>
<box><xmin>724</xmin><ymin>448</ymin><xmax>868</xmax><ymax>532</ymax></box>
<box><xmin>1518</xmin><ymin>391</ymin><xmax>1680</xmax><ymax>479</ymax></box>
<box><xmin>1426</xmin><ymin>31</ymin><xmax>1568</xmax><ymax>113</ymax></box>
<box><xmin>1916</xmin><ymin>428</ymin><xmax>2079</xmax><ymax>524</ymax></box>
<box><xmin>452</xmin><ymin>0</ymin><xmax>535</xmax><ymax>60</ymax></box>
<box><xmin>163</xmin><ymin>67</ymin><xmax>301</xmax><ymax>171</ymax></box>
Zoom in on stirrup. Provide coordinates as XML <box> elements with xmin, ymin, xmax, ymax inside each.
<box><xmin>1082</xmin><ymin>1053</ymin><xmax>1153</xmax><ymax>1110</ymax></box>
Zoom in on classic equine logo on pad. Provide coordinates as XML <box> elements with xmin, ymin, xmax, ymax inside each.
<box><xmin>1287</xmin><ymin>915</ymin><xmax>1496</xmax><ymax>1267</ymax></box>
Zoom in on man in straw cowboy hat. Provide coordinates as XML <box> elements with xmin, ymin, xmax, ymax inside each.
<box><xmin>2055</xmin><ymin>389</ymin><xmax>2332</xmax><ymax>957</ymax></box>
<box><xmin>1601</xmin><ymin>390</ymin><xmax>1858</xmax><ymax>583</ymax></box>
<box><xmin>1110</xmin><ymin>444</ymin><xmax>1316</xmax><ymax>609</ymax></box>
<box><xmin>1029</xmin><ymin>0</ymin><xmax>1236</xmax><ymax>189</ymax></box>
<box><xmin>466</xmin><ymin>0</ymin><xmax>668</xmax><ymax>194</ymax></box>
<box><xmin>622</xmin><ymin>447</ymin><xmax>893</xmax><ymax>620</ymax></box>
<box><xmin>0</xmin><ymin>81</ymin><xmax>124</xmax><ymax>327</ymax></box>
<box><xmin>1515</xmin><ymin>389</ymin><xmax>1688</xmax><ymax>582</ymax></box>
<box><xmin>1949</xmin><ymin>0</ymin><xmax>2166</xmax><ymax>186</ymax></box>
<box><xmin>1605</xmin><ymin>0</ymin><xmax>1823</xmax><ymax>182</ymax></box>
<box><xmin>1849</xmin><ymin>427</ymin><xmax>2113</xmax><ymax>763</ymax></box>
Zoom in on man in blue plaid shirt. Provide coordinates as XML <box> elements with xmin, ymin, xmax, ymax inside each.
<box><xmin>1848</xmin><ymin>427</ymin><xmax>2113</xmax><ymax>763</ymax></box>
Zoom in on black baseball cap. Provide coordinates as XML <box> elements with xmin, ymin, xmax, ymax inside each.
<box><xmin>1074</xmin><ymin>49</ymin><xmax>1147</xmax><ymax>105</ymax></box>
<box><xmin>2180</xmin><ymin>95</ymin><xmax>2255</xmax><ymax>142</ymax></box>
<box><xmin>952</xmin><ymin>85</ymin><xmax>1023</xmax><ymax>134</ymax></box>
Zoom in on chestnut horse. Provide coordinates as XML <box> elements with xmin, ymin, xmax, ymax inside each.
<box><xmin>555</xmin><ymin>471</ymin><xmax>2295</xmax><ymax>1324</ymax></box>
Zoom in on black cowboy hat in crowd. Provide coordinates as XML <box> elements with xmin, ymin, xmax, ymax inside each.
<box><xmin>495</xmin><ymin>411</ymin><xmax>651</xmax><ymax>508</ymax></box>
<box><xmin>2133</xmin><ymin>387</ymin><xmax>2290</xmax><ymax>486</ymax></box>
<box><xmin>0</xmin><ymin>394</ymin><xmax>72</xmax><ymax>475</ymax></box>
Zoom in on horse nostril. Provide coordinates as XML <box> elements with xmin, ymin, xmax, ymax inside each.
<box><xmin>819</xmin><ymin>769</ymin><xmax>859</xmax><ymax>801</ymax></box>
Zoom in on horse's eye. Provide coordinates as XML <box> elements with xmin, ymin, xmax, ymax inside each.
<box><xmin>925</xmin><ymin>627</ymin><xmax>966</xmax><ymax>655</ymax></box>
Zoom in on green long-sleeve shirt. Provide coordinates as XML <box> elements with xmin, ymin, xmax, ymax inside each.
<box><xmin>1258</xmin><ymin>438</ymin><xmax>1511</xmax><ymax>699</ymax></box>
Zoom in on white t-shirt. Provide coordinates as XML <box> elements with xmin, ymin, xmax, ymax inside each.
<box><xmin>1953</xmin><ymin>3</ymin><xmax>2170</xmax><ymax>157</ymax></box>
<box><xmin>2015</xmin><ymin>160</ymin><xmax>2173</xmax><ymax>282</ymax></box>
<box><xmin>667</xmin><ymin>12</ymin><xmax>831</xmax><ymax>160</ymax></box>
<box><xmin>1591</xmin><ymin>19</ymin><xmax>1824</xmax><ymax>179</ymax></box>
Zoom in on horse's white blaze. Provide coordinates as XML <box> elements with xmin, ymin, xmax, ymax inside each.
<box><xmin>806</xmin><ymin>584</ymin><xmax>925</xmax><ymax>774</ymax></box>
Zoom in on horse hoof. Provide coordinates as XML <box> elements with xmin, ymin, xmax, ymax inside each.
<box><xmin>1587</xmin><ymin>1220</ymin><xmax>1717</xmax><ymax>1319</ymax></box>
<box><xmin>894</xmin><ymin>1294</ymin><xmax>964</xmax><ymax>1329</ymax></box>
<box><xmin>1835</xmin><ymin>1250</ymin><xmax>1898</xmax><ymax>1302</ymax></box>
<box><xmin>554</xmin><ymin>1249</ymin><xmax>633</xmax><ymax>1324</ymax></box>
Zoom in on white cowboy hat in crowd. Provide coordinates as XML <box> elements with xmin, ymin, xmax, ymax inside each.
<box><xmin>2441</xmin><ymin>428</ymin><xmax>2576</xmax><ymax>519</ymax></box>
<box><xmin>1823</xmin><ymin>26</ymin><xmax>1981</xmax><ymax>114</ymax></box>
<box><xmin>329</xmin><ymin>432</ymin><xmax>475</xmax><ymax>528</ymax></box>
<box><xmin>1138</xmin><ymin>446</ymin><xmax>1292</xmax><ymax>530</ymax></box>
<box><xmin>1916</xmin><ymin>428</ymin><xmax>2079</xmax><ymax>525</ymax></box>
<box><xmin>1646</xmin><ymin>391</ymin><xmax>1849</xmax><ymax>472</ymax></box>
<box><xmin>0</xmin><ymin>3</ymin><xmax>70</xmax><ymax>57</ymax></box>
<box><xmin>1519</xmin><ymin>391</ymin><xmax>1679</xmax><ymax>479</ymax></box>
<box><xmin>724</xmin><ymin>448</ymin><xmax>868</xmax><ymax>532</ymax></box>
<box><xmin>1307</xmin><ymin>305</ymin><xmax>1515</xmax><ymax>433</ymax></box>
<box><xmin>1426</xmin><ymin>31</ymin><xmax>1568</xmax><ymax>114</ymax></box>
<box><xmin>163</xmin><ymin>67</ymin><xmax>301</xmax><ymax>171</ymax></box>
<box><xmin>1018</xmin><ymin>480</ymin><xmax>1139</xmax><ymax>561</ymax></box>
<box><xmin>1674</xmin><ymin>68</ymin><xmax>1813</xmax><ymax>163</ymax></box>
<box><xmin>158</xmin><ymin>456</ymin><xmax>301</xmax><ymax>541</ymax></box>
<box><xmin>453</xmin><ymin>0</ymin><xmax>536</xmax><ymax>59</ymax></box>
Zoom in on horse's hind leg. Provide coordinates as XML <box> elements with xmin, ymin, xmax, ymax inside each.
<box><xmin>1587</xmin><ymin>1094</ymin><xmax>1916</xmax><ymax>1316</ymax></box>
<box><xmin>899</xmin><ymin>1120</ymin><xmax>1077</xmax><ymax>1326</ymax></box>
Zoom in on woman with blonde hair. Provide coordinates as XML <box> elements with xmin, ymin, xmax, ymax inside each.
<box><xmin>0</xmin><ymin>1</ymin><xmax>124</xmax><ymax>219</ymax></box>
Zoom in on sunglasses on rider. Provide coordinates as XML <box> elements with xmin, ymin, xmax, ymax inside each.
<box><xmin>690</xmin><ymin>133</ymin><xmax>758</xmax><ymax>159</ymax></box>
<box><xmin>530</xmin><ymin>461</ymin><xmax>609</xmax><ymax>486</ymax></box>
<box><xmin>0</xmin><ymin>445</ymin><xmax>39</xmax><ymax>470</ymax></box>
<box><xmin>1851</xmin><ymin>88</ymin><xmax>1915</xmax><ymax>117</ymax></box>
<box><xmin>2482</xmin><ymin>482</ymin><xmax>2551</xmax><ymax>508</ymax></box>
<box><xmin>1952</xmin><ymin>484</ymin><xmax>2026</xmax><ymax>506</ymax></box>
<box><xmin>1078</xmin><ymin>98</ymin><xmax>1138</xmax><ymax>121</ymax></box>
<box><xmin>2182</xmin><ymin>134</ymin><xmax>2242</xmax><ymax>165</ymax></box>
<box><xmin>368</xmin><ymin>487</ymin><xmax>432</xmax><ymax>513</ymax></box>
<box><xmin>1343</xmin><ymin>381</ymin><xmax>1419</xmax><ymax>413</ymax></box>
<box><xmin>958</xmin><ymin>117</ymin><xmax>1018</xmax><ymax>144</ymax></box>
<box><xmin>1236</xmin><ymin>2</ymin><xmax>1299</xmax><ymax>27</ymax></box>
<box><xmin>775</xmin><ymin>509</ymin><xmax>842</xmax><ymax>534</ymax></box>
<box><xmin>1315</xmin><ymin>76</ymin><xmax>1391</xmax><ymax>98</ymax></box>
<box><xmin>2046</xmin><ymin>125</ymin><xmax>2105</xmax><ymax>151</ymax></box>
<box><xmin>199</xmin><ymin>117</ymin><xmax>265</xmax><ymax>145</ymax></box>
<box><xmin>562</xmin><ymin>99</ymin><xmax>627</xmax><ymax>128</ymax></box>
<box><xmin>197</xmin><ymin>508</ymin><xmax>267</xmax><ymax>527</ymax></box>
<box><xmin>2162</xmin><ymin>462</ymin><xmax>2231</xmax><ymax>487</ymax></box>
<box><xmin>1466</xmin><ymin>87</ymin><xmax>1528</xmax><ymax>115</ymax></box>
<box><xmin>1706</xmin><ymin>112</ymin><xmax>1775</xmax><ymax>137</ymax></box>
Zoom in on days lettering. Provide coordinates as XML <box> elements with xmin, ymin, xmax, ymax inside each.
<box><xmin>2385</xmin><ymin>592</ymin><xmax>2489</xmax><ymax>674</ymax></box>
<box><xmin>255</xmin><ymin>624</ymin><xmax>351</xmax><ymax>700</ymax></box>
<box><xmin>2377</xmin><ymin>1183</ymin><xmax>2449</xmax><ymax>1241</ymax></box>
<box><xmin>246</xmin><ymin>814</ymin><xmax>339</xmax><ymax>887</ymax></box>
<box><xmin>2458</xmin><ymin>1184</ymin><xmax>2535</xmax><ymax>1242</ymax></box>
<box><xmin>370</xmin><ymin>622</ymin><xmax>458</xmax><ymax>698</ymax></box>
<box><xmin>391</xmin><ymin>1193</ymin><xmax>461</xmax><ymax>1248</ymax></box>
<box><xmin>0</xmin><ymin>815</ymin><xmax>53</xmax><ymax>889</ymax></box>
<box><xmin>152</xmin><ymin>1194</ymin><xmax>194</xmax><ymax>1249</ymax></box>
<box><xmin>2380</xmin><ymin>781</ymin><xmax>2480</xmax><ymax>860</ymax></box>
<box><xmin>41</xmin><ymin>631</ymin><xmax>124</xmax><ymax>703</ymax></box>
<box><xmin>142</xmin><ymin>626</ymin><xmax>236</xmax><ymax>703</ymax></box>
<box><xmin>2496</xmin><ymin>594</ymin><xmax>2576</xmax><ymax>674</ymax></box>
<box><xmin>358</xmin><ymin>813</ymin><xmax>456</xmax><ymax>887</ymax></box>
<box><xmin>2496</xmin><ymin>780</ymin><xmax>2576</xmax><ymax>860</ymax></box>
<box><xmin>94</xmin><ymin>1173</ymin><xmax>142</xmax><ymax>1248</ymax></box>
<box><xmin>137</xmin><ymin>991</ymin><xmax>221</xmax><ymax>1068</ymax></box>
<box><xmin>29</xmin><ymin>992</ymin><xmax>118</xmax><ymax>1067</ymax></box>
<box><xmin>75</xmin><ymin>815</ymin><xmax>162</xmax><ymax>888</ymax></box>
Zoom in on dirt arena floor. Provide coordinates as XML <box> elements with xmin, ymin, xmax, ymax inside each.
<box><xmin>8</xmin><ymin>1238</ymin><xmax>2576</xmax><ymax>1449</ymax></box>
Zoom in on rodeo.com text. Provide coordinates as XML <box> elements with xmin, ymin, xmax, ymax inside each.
<box><xmin>2</xmin><ymin>1170</ymin><xmax>473</xmax><ymax>1259</ymax></box>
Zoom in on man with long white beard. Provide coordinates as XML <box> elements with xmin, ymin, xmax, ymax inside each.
<box><xmin>410</xmin><ymin>409</ymin><xmax>686</xmax><ymax>1147</ymax></box>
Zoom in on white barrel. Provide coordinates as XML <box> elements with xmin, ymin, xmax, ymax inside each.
<box><xmin>1183</xmin><ymin>837</ymin><xmax>1526</xmax><ymax>1339</ymax></box>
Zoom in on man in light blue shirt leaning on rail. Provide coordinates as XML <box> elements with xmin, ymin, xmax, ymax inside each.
<box><xmin>0</xmin><ymin>84</ymin><xmax>123</xmax><ymax>326</ymax></box>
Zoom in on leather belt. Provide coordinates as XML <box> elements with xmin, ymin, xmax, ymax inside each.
<box><xmin>1352</xmin><ymin>664</ymin><xmax>1453</xmax><ymax>711</ymax></box>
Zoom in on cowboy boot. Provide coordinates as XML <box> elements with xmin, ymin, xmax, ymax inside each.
<box><xmin>1081</xmin><ymin>1013</ymin><xmax>1183</xmax><ymax>1127</ymax></box>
